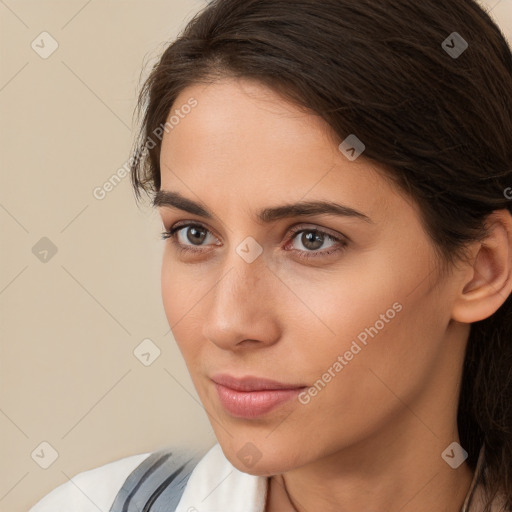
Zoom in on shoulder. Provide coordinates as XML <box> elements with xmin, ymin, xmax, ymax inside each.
<box><xmin>109</xmin><ymin>445</ymin><xmax>208</xmax><ymax>511</ymax></box>
<box><xmin>29</xmin><ymin>444</ymin><xmax>267</xmax><ymax>512</ymax></box>
<box><xmin>29</xmin><ymin>452</ymin><xmax>151</xmax><ymax>512</ymax></box>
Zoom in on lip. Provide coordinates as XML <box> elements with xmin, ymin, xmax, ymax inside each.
<box><xmin>211</xmin><ymin>374</ymin><xmax>305</xmax><ymax>391</ymax></box>
<box><xmin>211</xmin><ymin>374</ymin><xmax>307</xmax><ymax>418</ymax></box>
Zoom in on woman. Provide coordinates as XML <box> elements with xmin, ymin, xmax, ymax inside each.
<box><xmin>30</xmin><ymin>0</ymin><xmax>512</xmax><ymax>511</ymax></box>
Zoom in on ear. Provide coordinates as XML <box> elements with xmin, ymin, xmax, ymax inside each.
<box><xmin>451</xmin><ymin>209</ymin><xmax>512</xmax><ymax>323</ymax></box>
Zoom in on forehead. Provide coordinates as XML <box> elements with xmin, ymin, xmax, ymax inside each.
<box><xmin>164</xmin><ymin>78</ymin><xmax>338</xmax><ymax>162</ymax></box>
<box><xmin>158</xmin><ymin>78</ymin><xmax>399</xmax><ymax>223</ymax></box>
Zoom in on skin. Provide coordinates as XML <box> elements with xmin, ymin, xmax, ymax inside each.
<box><xmin>156</xmin><ymin>78</ymin><xmax>512</xmax><ymax>512</ymax></box>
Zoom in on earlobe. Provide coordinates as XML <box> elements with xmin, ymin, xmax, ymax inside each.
<box><xmin>451</xmin><ymin>210</ymin><xmax>512</xmax><ymax>324</ymax></box>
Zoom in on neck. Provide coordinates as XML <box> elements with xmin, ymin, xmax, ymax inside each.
<box><xmin>266</xmin><ymin>419</ymin><xmax>475</xmax><ymax>512</ymax></box>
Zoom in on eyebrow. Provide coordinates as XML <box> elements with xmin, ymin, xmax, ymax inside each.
<box><xmin>153</xmin><ymin>190</ymin><xmax>373</xmax><ymax>224</ymax></box>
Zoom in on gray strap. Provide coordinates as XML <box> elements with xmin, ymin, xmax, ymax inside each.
<box><xmin>109</xmin><ymin>447</ymin><xmax>205</xmax><ymax>512</ymax></box>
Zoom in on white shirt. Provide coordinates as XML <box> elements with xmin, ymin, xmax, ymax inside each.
<box><xmin>29</xmin><ymin>452</ymin><xmax>150</xmax><ymax>512</ymax></box>
<box><xmin>29</xmin><ymin>443</ymin><xmax>503</xmax><ymax>512</ymax></box>
<box><xmin>29</xmin><ymin>444</ymin><xmax>266</xmax><ymax>512</ymax></box>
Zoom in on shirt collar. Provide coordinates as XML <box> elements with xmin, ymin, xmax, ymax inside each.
<box><xmin>176</xmin><ymin>443</ymin><xmax>267</xmax><ymax>512</ymax></box>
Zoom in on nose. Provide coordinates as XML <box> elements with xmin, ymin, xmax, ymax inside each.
<box><xmin>201</xmin><ymin>248</ymin><xmax>281</xmax><ymax>351</ymax></box>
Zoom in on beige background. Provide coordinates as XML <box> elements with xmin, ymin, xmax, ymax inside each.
<box><xmin>0</xmin><ymin>1</ymin><xmax>511</xmax><ymax>511</ymax></box>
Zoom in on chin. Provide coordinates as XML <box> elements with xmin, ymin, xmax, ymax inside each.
<box><xmin>228</xmin><ymin>456</ymin><xmax>286</xmax><ymax>477</ymax></box>
<box><xmin>216</xmin><ymin>436</ymin><xmax>306</xmax><ymax>477</ymax></box>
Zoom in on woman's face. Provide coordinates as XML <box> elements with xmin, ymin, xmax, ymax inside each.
<box><xmin>157</xmin><ymin>78</ymin><xmax>469</xmax><ymax>476</ymax></box>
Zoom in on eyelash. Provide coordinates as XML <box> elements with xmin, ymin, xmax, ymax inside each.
<box><xmin>160</xmin><ymin>222</ymin><xmax>348</xmax><ymax>260</ymax></box>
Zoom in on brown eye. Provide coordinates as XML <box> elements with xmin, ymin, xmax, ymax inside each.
<box><xmin>298</xmin><ymin>231</ymin><xmax>327</xmax><ymax>251</ymax></box>
<box><xmin>181</xmin><ymin>226</ymin><xmax>208</xmax><ymax>245</ymax></box>
<box><xmin>289</xmin><ymin>229</ymin><xmax>339</xmax><ymax>252</ymax></box>
<box><xmin>286</xmin><ymin>226</ymin><xmax>348</xmax><ymax>260</ymax></box>
<box><xmin>161</xmin><ymin>222</ymin><xmax>220</xmax><ymax>255</ymax></box>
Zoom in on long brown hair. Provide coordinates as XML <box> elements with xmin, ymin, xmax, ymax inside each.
<box><xmin>129</xmin><ymin>1</ymin><xmax>512</xmax><ymax>509</ymax></box>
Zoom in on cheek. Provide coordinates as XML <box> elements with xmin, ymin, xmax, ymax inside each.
<box><xmin>277</xmin><ymin>263</ymin><xmax>402</xmax><ymax>363</ymax></box>
<box><xmin>161</xmin><ymin>259</ymin><xmax>178</xmax><ymax>320</ymax></box>
<box><xmin>289</xmin><ymin>256</ymin><xmax>446</xmax><ymax>412</ymax></box>
<box><xmin>161</xmin><ymin>256</ymin><xmax>179</xmax><ymax>324</ymax></box>
<box><xmin>299</xmin><ymin>286</ymin><xmax>446</xmax><ymax>429</ymax></box>
<box><xmin>161</xmin><ymin>249</ymin><xmax>204</xmax><ymax>323</ymax></box>
<box><xmin>266</xmin><ymin>313</ymin><xmax>439</xmax><ymax>470</ymax></box>
<box><xmin>160</xmin><ymin>254</ymin><xmax>203</xmax><ymax>356</ymax></box>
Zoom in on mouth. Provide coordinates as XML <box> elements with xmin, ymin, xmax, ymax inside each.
<box><xmin>211</xmin><ymin>374</ymin><xmax>307</xmax><ymax>418</ymax></box>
